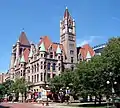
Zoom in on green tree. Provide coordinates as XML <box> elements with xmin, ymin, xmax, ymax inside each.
<box><xmin>101</xmin><ymin>37</ymin><xmax>120</xmax><ymax>96</ymax></box>
<box><xmin>0</xmin><ymin>84</ymin><xmax>5</xmax><ymax>99</ymax></box>
<box><xmin>11</xmin><ymin>78</ymin><xmax>28</xmax><ymax>101</ymax></box>
<box><xmin>2</xmin><ymin>80</ymin><xmax>14</xmax><ymax>96</ymax></box>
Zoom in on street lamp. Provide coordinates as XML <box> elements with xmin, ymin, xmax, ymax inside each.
<box><xmin>106</xmin><ymin>79</ymin><xmax>117</xmax><ymax>107</ymax></box>
<box><xmin>65</xmin><ymin>87</ymin><xmax>70</xmax><ymax>105</ymax></box>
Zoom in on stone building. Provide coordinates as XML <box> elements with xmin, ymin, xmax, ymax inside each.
<box><xmin>6</xmin><ymin>8</ymin><xmax>95</xmax><ymax>91</ymax></box>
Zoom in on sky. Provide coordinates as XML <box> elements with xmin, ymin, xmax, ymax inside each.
<box><xmin>0</xmin><ymin>0</ymin><xmax>120</xmax><ymax>72</ymax></box>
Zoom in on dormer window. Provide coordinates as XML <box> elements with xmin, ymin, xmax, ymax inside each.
<box><xmin>41</xmin><ymin>54</ymin><xmax>43</xmax><ymax>57</ymax></box>
<box><xmin>58</xmin><ymin>56</ymin><xmax>60</xmax><ymax>60</ymax></box>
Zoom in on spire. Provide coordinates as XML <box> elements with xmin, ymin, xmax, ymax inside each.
<box><xmin>20</xmin><ymin>51</ymin><xmax>25</xmax><ymax>63</ymax></box>
<box><xmin>64</xmin><ymin>7</ymin><xmax>70</xmax><ymax>18</ymax></box>
<box><xmin>39</xmin><ymin>42</ymin><xmax>46</xmax><ymax>52</ymax></box>
<box><xmin>56</xmin><ymin>45</ymin><xmax>62</xmax><ymax>54</ymax></box>
<box><xmin>19</xmin><ymin>31</ymin><xmax>30</xmax><ymax>46</ymax></box>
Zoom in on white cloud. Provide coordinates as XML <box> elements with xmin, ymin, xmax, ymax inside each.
<box><xmin>77</xmin><ymin>36</ymin><xmax>101</xmax><ymax>47</ymax></box>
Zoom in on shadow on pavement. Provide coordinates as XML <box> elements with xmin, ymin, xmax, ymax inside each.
<box><xmin>0</xmin><ymin>105</ymin><xmax>10</xmax><ymax>108</ymax></box>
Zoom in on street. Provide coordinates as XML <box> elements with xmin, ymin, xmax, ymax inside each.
<box><xmin>0</xmin><ymin>102</ymin><xmax>78</xmax><ymax>108</ymax></box>
<box><xmin>0</xmin><ymin>103</ymin><xmax>53</xmax><ymax>108</ymax></box>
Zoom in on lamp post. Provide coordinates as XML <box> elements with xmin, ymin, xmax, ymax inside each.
<box><xmin>106</xmin><ymin>72</ymin><xmax>117</xmax><ymax>107</ymax></box>
<box><xmin>65</xmin><ymin>87</ymin><xmax>70</xmax><ymax>105</ymax></box>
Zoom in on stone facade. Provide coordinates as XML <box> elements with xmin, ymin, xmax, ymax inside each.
<box><xmin>4</xmin><ymin>8</ymin><xmax>95</xmax><ymax>91</ymax></box>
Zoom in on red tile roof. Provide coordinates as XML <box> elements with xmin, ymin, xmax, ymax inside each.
<box><xmin>19</xmin><ymin>32</ymin><xmax>30</xmax><ymax>46</ymax></box>
<box><xmin>23</xmin><ymin>48</ymin><xmax>30</xmax><ymax>62</ymax></box>
<box><xmin>38</xmin><ymin>36</ymin><xmax>65</xmax><ymax>55</ymax></box>
<box><xmin>79</xmin><ymin>44</ymin><xmax>95</xmax><ymax>60</ymax></box>
<box><xmin>38</xmin><ymin>36</ymin><xmax>52</xmax><ymax>50</ymax></box>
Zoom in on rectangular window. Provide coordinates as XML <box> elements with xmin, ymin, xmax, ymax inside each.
<box><xmin>41</xmin><ymin>65</ymin><xmax>43</xmax><ymax>69</ymax></box>
<box><xmin>58</xmin><ymin>67</ymin><xmax>60</xmax><ymax>71</ymax></box>
<box><xmin>32</xmin><ymin>76</ymin><xmax>33</xmax><ymax>83</ymax></box>
<box><xmin>71</xmin><ymin>57</ymin><xmax>73</xmax><ymax>63</ymax></box>
<box><xmin>34</xmin><ymin>75</ymin><xmax>36</xmax><ymax>83</ymax></box>
<box><xmin>47</xmin><ymin>73</ymin><xmax>50</xmax><ymax>79</ymax></box>
<box><xmin>37</xmin><ymin>74</ymin><xmax>39</xmax><ymax>82</ymax></box>
<box><xmin>50</xmin><ymin>52</ymin><xmax>53</xmax><ymax>58</ymax></box>
<box><xmin>41</xmin><ymin>73</ymin><xmax>43</xmax><ymax>81</ymax></box>
<box><xmin>70</xmin><ymin>50</ymin><xmax>74</xmax><ymax>55</ymax></box>
<box><xmin>28</xmin><ymin>76</ymin><xmax>30</xmax><ymax>82</ymax></box>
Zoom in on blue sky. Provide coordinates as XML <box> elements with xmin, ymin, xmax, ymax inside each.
<box><xmin>0</xmin><ymin>0</ymin><xmax>120</xmax><ymax>72</ymax></box>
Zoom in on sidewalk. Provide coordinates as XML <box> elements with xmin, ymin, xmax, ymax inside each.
<box><xmin>33</xmin><ymin>102</ymin><xmax>81</xmax><ymax>108</ymax></box>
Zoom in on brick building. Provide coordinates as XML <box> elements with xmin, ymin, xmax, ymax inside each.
<box><xmin>5</xmin><ymin>8</ymin><xmax>95</xmax><ymax>91</ymax></box>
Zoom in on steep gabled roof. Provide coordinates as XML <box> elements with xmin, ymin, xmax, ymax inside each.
<box><xmin>38</xmin><ymin>36</ymin><xmax>52</xmax><ymax>50</ymax></box>
<box><xmin>79</xmin><ymin>44</ymin><xmax>95</xmax><ymax>60</ymax></box>
<box><xmin>19</xmin><ymin>32</ymin><xmax>30</xmax><ymax>46</ymax></box>
<box><xmin>23</xmin><ymin>48</ymin><xmax>30</xmax><ymax>62</ymax></box>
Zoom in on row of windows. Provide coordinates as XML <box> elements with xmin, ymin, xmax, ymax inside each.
<box><xmin>13</xmin><ymin>70</ymin><xmax>25</xmax><ymax>78</ymax></box>
<box><xmin>28</xmin><ymin>63</ymin><xmax>61</xmax><ymax>73</ymax></box>
<box><xmin>31</xmin><ymin>52</ymin><xmax>62</xmax><ymax>61</ymax></box>
<box><xmin>28</xmin><ymin>73</ymin><xmax>56</xmax><ymax>83</ymax></box>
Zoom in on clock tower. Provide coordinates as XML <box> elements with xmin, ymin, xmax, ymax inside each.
<box><xmin>60</xmin><ymin>7</ymin><xmax>77</xmax><ymax>69</ymax></box>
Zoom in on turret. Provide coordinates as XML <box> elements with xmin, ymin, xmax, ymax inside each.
<box><xmin>39</xmin><ymin>41</ymin><xmax>46</xmax><ymax>82</ymax></box>
<box><xmin>20</xmin><ymin>50</ymin><xmax>26</xmax><ymax>77</ymax></box>
<box><xmin>10</xmin><ymin>45</ymin><xmax>16</xmax><ymax>69</ymax></box>
<box><xmin>16</xmin><ymin>40</ymin><xmax>20</xmax><ymax>59</ymax></box>
<box><xmin>56</xmin><ymin>45</ymin><xmax>62</xmax><ymax>75</ymax></box>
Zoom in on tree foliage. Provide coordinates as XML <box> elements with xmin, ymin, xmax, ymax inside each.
<box><xmin>11</xmin><ymin>77</ymin><xmax>28</xmax><ymax>95</ymax></box>
<box><xmin>49</xmin><ymin>37</ymin><xmax>120</xmax><ymax>102</ymax></box>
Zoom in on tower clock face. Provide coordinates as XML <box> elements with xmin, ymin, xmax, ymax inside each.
<box><xmin>69</xmin><ymin>28</ymin><xmax>72</xmax><ymax>33</ymax></box>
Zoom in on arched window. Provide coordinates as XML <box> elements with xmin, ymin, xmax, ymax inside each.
<box><xmin>32</xmin><ymin>65</ymin><xmax>33</xmax><ymax>73</ymax></box>
<box><xmin>71</xmin><ymin>66</ymin><xmax>74</xmax><ymax>71</ymax></box>
<box><xmin>34</xmin><ymin>65</ymin><xmax>36</xmax><ymax>72</ymax></box>
<box><xmin>37</xmin><ymin>63</ymin><xmax>39</xmax><ymax>72</ymax></box>
<box><xmin>47</xmin><ymin>63</ymin><xmax>51</xmax><ymax>70</ymax></box>
<box><xmin>53</xmin><ymin>63</ymin><xmax>56</xmax><ymax>71</ymax></box>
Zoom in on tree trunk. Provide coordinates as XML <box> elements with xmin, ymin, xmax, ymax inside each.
<box><xmin>94</xmin><ymin>95</ymin><xmax>97</xmax><ymax>105</ymax></box>
<box><xmin>22</xmin><ymin>93</ymin><xmax>23</xmax><ymax>103</ymax></box>
<box><xmin>99</xmin><ymin>94</ymin><xmax>102</xmax><ymax>104</ymax></box>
